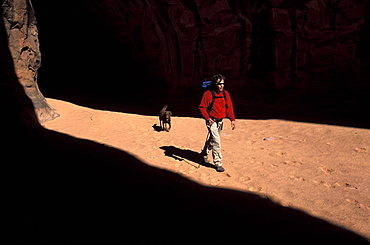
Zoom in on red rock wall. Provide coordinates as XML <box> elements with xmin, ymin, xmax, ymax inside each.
<box><xmin>2</xmin><ymin>0</ymin><xmax>59</xmax><ymax>122</ymax></box>
<box><xmin>86</xmin><ymin>0</ymin><xmax>369</xmax><ymax>94</ymax></box>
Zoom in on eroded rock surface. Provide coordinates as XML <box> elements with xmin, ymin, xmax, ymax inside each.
<box><xmin>86</xmin><ymin>0</ymin><xmax>369</xmax><ymax>95</ymax></box>
<box><xmin>2</xmin><ymin>0</ymin><xmax>58</xmax><ymax>123</ymax></box>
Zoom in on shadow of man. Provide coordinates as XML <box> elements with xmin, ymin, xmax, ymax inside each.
<box><xmin>160</xmin><ymin>146</ymin><xmax>214</xmax><ymax>168</ymax></box>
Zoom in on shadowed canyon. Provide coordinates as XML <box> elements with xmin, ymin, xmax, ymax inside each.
<box><xmin>1</xmin><ymin>0</ymin><xmax>370</xmax><ymax>244</ymax></box>
<box><xmin>33</xmin><ymin>0</ymin><xmax>370</xmax><ymax>127</ymax></box>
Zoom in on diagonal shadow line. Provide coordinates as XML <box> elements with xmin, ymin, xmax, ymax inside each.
<box><xmin>2</xmin><ymin>7</ymin><xmax>369</xmax><ymax>243</ymax></box>
<box><xmin>160</xmin><ymin>145</ymin><xmax>214</xmax><ymax>169</ymax></box>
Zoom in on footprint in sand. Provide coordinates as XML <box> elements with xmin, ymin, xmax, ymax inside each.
<box><xmin>354</xmin><ymin>147</ymin><xmax>367</xmax><ymax>153</ymax></box>
<box><xmin>238</xmin><ymin>176</ymin><xmax>251</xmax><ymax>183</ymax></box>
<box><xmin>290</xmin><ymin>176</ymin><xmax>305</xmax><ymax>181</ymax></box>
<box><xmin>161</xmin><ymin>161</ymin><xmax>170</xmax><ymax>166</ymax></box>
<box><xmin>248</xmin><ymin>186</ymin><xmax>262</xmax><ymax>192</ymax></box>
<box><xmin>319</xmin><ymin>166</ymin><xmax>335</xmax><ymax>174</ymax></box>
<box><xmin>200</xmin><ymin>173</ymin><xmax>210</xmax><ymax>181</ymax></box>
<box><xmin>210</xmin><ymin>178</ymin><xmax>221</xmax><ymax>186</ymax></box>
<box><xmin>282</xmin><ymin>160</ymin><xmax>303</xmax><ymax>166</ymax></box>
<box><xmin>313</xmin><ymin>180</ymin><xmax>325</xmax><ymax>185</ymax></box>
<box><xmin>345</xmin><ymin>199</ymin><xmax>369</xmax><ymax>209</ymax></box>
<box><xmin>269</xmin><ymin>152</ymin><xmax>287</xmax><ymax>157</ymax></box>
<box><xmin>313</xmin><ymin>180</ymin><xmax>359</xmax><ymax>189</ymax></box>
<box><xmin>200</xmin><ymin>173</ymin><xmax>221</xmax><ymax>186</ymax></box>
<box><xmin>263</xmin><ymin>137</ymin><xmax>277</xmax><ymax>141</ymax></box>
<box><xmin>249</xmin><ymin>160</ymin><xmax>264</xmax><ymax>165</ymax></box>
<box><xmin>334</xmin><ymin>182</ymin><xmax>358</xmax><ymax>190</ymax></box>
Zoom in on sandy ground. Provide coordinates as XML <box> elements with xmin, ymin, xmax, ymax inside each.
<box><xmin>43</xmin><ymin>98</ymin><xmax>370</xmax><ymax>240</ymax></box>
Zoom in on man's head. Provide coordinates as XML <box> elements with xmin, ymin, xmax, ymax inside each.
<box><xmin>212</xmin><ymin>74</ymin><xmax>225</xmax><ymax>92</ymax></box>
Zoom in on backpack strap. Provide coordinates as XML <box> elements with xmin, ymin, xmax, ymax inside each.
<box><xmin>207</xmin><ymin>90</ymin><xmax>228</xmax><ymax>113</ymax></box>
<box><xmin>223</xmin><ymin>90</ymin><xmax>228</xmax><ymax>108</ymax></box>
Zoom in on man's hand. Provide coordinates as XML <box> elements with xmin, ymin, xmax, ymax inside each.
<box><xmin>207</xmin><ymin>118</ymin><xmax>215</xmax><ymax>125</ymax></box>
<box><xmin>231</xmin><ymin>121</ymin><xmax>236</xmax><ymax>130</ymax></box>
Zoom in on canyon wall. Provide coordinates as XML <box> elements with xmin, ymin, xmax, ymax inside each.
<box><xmin>2</xmin><ymin>0</ymin><xmax>58</xmax><ymax>123</ymax></box>
<box><xmin>85</xmin><ymin>0</ymin><xmax>369</xmax><ymax>97</ymax></box>
<box><xmin>5</xmin><ymin>0</ymin><xmax>368</xmax><ymax>123</ymax></box>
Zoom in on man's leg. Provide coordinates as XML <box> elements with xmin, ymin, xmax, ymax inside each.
<box><xmin>209</xmin><ymin>121</ymin><xmax>224</xmax><ymax>171</ymax></box>
<box><xmin>201</xmin><ymin>131</ymin><xmax>212</xmax><ymax>164</ymax></box>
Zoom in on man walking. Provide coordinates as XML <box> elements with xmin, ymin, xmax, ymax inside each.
<box><xmin>199</xmin><ymin>74</ymin><xmax>236</xmax><ymax>172</ymax></box>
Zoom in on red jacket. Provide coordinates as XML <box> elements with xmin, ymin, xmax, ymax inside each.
<box><xmin>199</xmin><ymin>90</ymin><xmax>236</xmax><ymax>121</ymax></box>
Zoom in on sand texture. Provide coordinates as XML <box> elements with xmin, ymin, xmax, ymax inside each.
<box><xmin>43</xmin><ymin>98</ymin><xmax>370</xmax><ymax>240</ymax></box>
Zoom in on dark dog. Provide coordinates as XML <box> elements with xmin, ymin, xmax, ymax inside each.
<box><xmin>159</xmin><ymin>105</ymin><xmax>172</xmax><ymax>132</ymax></box>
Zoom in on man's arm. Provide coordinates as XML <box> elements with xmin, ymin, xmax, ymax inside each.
<box><xmin>230</xmin><ymin>120</ymin><xmax>236</xmax><ymax>130</ymax></box>
<box><xmin>225</xmin><ymin>91</ymin><xmax>236</xmax><ymax>130</ymax></box>
<box><xmin>199</xmin><ymin>91</ymin><xmax>212</xmax><ymax>121</ymax></box>
<box><xmin>225</xmin><ymin>91</ymin><xmax>235</xmax><ymax>121</ymax></box>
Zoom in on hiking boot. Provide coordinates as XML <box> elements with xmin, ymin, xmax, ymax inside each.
<box><xmin>216</xmin><ymin>166</ymin><xmax>225</xmax><ymax>172</ymax></box>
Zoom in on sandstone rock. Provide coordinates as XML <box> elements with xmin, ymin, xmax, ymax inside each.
<box><xmin>86</xmin><ymin>0</ymin><xmax>368</xmax><ymax>95</ymax></box>
<box><xmin>2</xmin><ymin>0</ymin><xmax>59</xmax><ymax>123</ymax></box>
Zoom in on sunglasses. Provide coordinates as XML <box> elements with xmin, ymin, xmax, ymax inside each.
<box><xmin>216</xmin><ymin>82</ymin><xmax>225</xmax><ymax>85</ymax></box>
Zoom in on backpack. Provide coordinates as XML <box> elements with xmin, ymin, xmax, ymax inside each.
<box><xmin>201</xmin><ymin>80</ymin><xmax>228</xmax><ymax>113</ymax></box>
<box><xmin>201</xmin><ymin>80</ymin><xmax>212</xmax><ymax>89</ymax></box>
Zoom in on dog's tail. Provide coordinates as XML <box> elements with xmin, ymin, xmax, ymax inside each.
<box><xmin>160</xmin><ymin>104</ymin><xmax>168</xmax><ymax>113</ymax></box>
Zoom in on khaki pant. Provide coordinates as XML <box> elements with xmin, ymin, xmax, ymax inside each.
<box><xmin>203</xmin><ymin>120</ymin><xmax>223</xmax><ymax>167</ymax></box>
